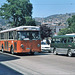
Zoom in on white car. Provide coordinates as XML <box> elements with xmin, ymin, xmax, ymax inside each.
<box><xmin>41</xmin><ymin>41</ymin><xmax>51</xmax><ymax>53</ymax></box>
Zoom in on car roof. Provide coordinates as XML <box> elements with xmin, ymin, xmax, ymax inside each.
<box><xmin>52</xmin><ymin>35</ymin><xmax>75</xmax><ymax>38</ymax></box>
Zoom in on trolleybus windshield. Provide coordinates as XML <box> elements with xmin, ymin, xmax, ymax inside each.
<box><xmin>18</xmin><ymin>31</ymin><xmax>40</xmax><ymax>40</ymax></box>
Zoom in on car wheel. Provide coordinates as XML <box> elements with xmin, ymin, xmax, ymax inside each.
<box><xmin>48</xmin><ymin>51</ymin><xmax>51</xmax><ymax>53</ymax></box>
<box><xmin>68</xmin><ymin>50</ymin><xmax>72</xmax><ymax>57</ymax></box>
<box><xmin>53</xmin><ymin>49</ymin><xmax>58</xmax><ymax>55</ymax></box>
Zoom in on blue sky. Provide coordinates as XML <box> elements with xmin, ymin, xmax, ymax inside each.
<box><xmin>0</xmin><ymin>0</ymin><xmax>75</xmax><ymax>17</ymax></box>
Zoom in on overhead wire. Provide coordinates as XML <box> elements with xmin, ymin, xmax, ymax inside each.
<box><xmin>32</xmin><ymin>3</ymin><xmax>75</xmax><ymax>6</ymax></box>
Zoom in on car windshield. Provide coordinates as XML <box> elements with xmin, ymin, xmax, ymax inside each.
<box><xmin>41</xmin><ymin>42</ymin><xmax>47</xmax><ymax>45</ymax></box>
<box><xmin>17</xmin><ymin>31</ymin><xmax>40</xmax><ymax>40</ymax></box>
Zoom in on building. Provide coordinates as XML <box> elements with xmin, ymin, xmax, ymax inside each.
<box><xmin>47</xmin><ymin>25</ymin><xmax>67</xmax><ymax>36</ymax></box>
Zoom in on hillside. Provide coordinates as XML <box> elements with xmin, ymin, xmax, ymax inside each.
<box><xmin>35</xmin><ymin>13</ymin><xmax>75</xmax><ymax>26</ymax></box>
<box><xmin>0</xmin><ymin>13</ymin><xmax>75</xmax><ymax>27</ymax></box>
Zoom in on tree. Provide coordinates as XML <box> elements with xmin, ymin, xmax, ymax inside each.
<box><xmin>25</xmin><ymin>16</ymin><xmax>36</xmax><ymax>26</ymax></box>
<box><xmin>58</xmin><ymin>28</ymin><xmax>71</xmax><ymax>35</ymax></box>
<box><xmin>58</xmin><ymin>15</ymin><xmax>75</xmax><ymax>35</ymax></box>
<box><xmin>0</xmin><ymin>0</ymin><xmax>33</xmax><ymax>27</ymax></box>
<box><xmin>67</xmin><ymin>15</ymin><xmax>75</xmax><ymax>27</ymax></box>
<box><xmin>40</xmin><ymin>25</ymin><xmax>52</xmax><ymax>39</ymax></box>
<box><xmin>70</xmin><ymin>23</ymin><xmax>75</xmax><ymax>33</ymax></box>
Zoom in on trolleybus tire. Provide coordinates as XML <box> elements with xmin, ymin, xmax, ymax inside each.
<box><xmin>1</xmin><ymin>44</ymin><xmax>4</xmax><ymax>52</ymax></box>
<box><xmin>30</xmin><ymin>50</ymin><xmax>34</xmax><ymax>55</ymax></box>
<box><xmin>1</xmin><ymin>47</ymin><xmax>4</xmax><ymax>52</ymax></box>
<box><xmin>30</xmin><ymin>52</ymin><xmax>34</xmax><ymax>55</ymax></box>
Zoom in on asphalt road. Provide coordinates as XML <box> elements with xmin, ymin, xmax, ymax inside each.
<box><xmin>0</xmin><ymin>51</ymin><xmax>75</xmax><ymax>75</ymax></box>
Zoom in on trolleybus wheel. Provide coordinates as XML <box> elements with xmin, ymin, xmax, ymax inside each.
<box><xmin>31</xmin><ymin>52</ymin><xmax>34</xmax><ymax>55</ymax></box>
<box><xmin>30</xmin><ymin>51</ymin><xmax>34</xmax><ymax>55</ymax></box>
<box><xmin>68</xmin><ymin>50</ymin><xmax>72</xmax><ymax>57</ymax></box>
<box><xmin>10</xmin><ymin>46</ymin><xmax>14</xmax><ymax>55</ymax></box>
<box><xmin>2</xmin><ymin>47</ymin><xmax>4</xmax><ymax>52</ymax></box>
<box><xmin>30</xmin><ymin>50</ymin><xmax>34</xmax><ymax>55</ymax></box>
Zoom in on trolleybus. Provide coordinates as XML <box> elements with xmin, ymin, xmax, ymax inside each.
<box><xmin>0</xmin><ymin>26</ymin><xmax>41</xmax><ymax>54</ymax></box>
<box><xmin>51</xmin><ymin>35</ymin><xmax>75</xmax><ymax>57</ymax></box>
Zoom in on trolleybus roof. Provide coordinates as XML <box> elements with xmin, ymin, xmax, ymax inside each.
<box><xmin>0</xmin><ymin>26</ymin><xmax>40</xmax><ymax>33</ymax></box>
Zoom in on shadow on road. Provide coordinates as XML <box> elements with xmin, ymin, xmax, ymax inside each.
<box><xmin>0</xmin><ymin>50</ymin><xmax>52</xmax><ymax>57</ymax></box>
<box><xmin>0</xmin><ymin>52</ymin><xmax>20</xmax><ymax>62</ymax></box>
<box><xmin>0</xmin><ymin>63</ymin><xmax>23</xmax><ymax>75</ymax></box>
<box><xmin>15</xmin><ymin>52</ymin><xmax>51</xmax><ymax>56</ymax></box>
<box><xmin>0</xmin><ymin>52</ymin><xmax>22</xmax><ymax>75</ymax></box>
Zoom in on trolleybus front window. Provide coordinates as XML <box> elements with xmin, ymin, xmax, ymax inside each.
<box><xmin>18</xmin><ymin>31</ymin><xmax>40</xmax><ymax>40</ymax></box>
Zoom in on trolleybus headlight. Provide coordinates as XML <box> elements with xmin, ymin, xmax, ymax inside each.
<box><xmin>37</xmin><ymin>44</ymin><xmax>40</xmax><ymax>47</ymax></box>
<box><xmin>21</xmin><ymin>44</ymin><xmax>24</xmax><ymax>48</ymax></box>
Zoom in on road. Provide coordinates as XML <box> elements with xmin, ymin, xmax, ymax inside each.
<box><xmin>0</xmin><ymin>51</ymin><xmax>75</xmax><ymax>75</ymax></box>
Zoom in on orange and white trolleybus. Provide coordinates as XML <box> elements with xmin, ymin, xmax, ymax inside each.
<box><xmin>0</xmin><ymin>26</ymin><xmax>41</xmax><ymax>54</ymax></box>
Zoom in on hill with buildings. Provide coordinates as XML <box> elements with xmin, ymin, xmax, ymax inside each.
<box><xmin>35</xmin><ymin>13</ymin><xmax>75</xmax><ymax>26</ymax></box>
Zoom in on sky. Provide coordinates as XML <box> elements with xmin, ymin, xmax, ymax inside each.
<box><xmin>0</xmin><ymin>0</ymin><xmax>75</xmax><ymax>18</ymax></box>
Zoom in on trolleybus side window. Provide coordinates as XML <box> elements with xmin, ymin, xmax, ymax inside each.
<box><xmin>18</xmin><ymin>32</ymin><xmax>22</xmax><ymax>40</ymax></box>
<box><xmin>1</xmin><ymin>33</ymin><xmax>4</xmax><ymax>39</ymax></box>
<box><xmin>4</xmin><ymin>33</ymin><xmax>6</xmax><ymax>39</ymax></box>
<box><xmin>9</xmin><ymin>31</ymin><xmax>13</xmax><ymax>39</ymax></box>
<box><xmin>13</xmin><ymin>31</ymin><xmax>17</xmax><ymax>40</ymax></box>
<box><xmin>4</xmin><ymin>32</ymin><xmax>8</xmax><ymax>39</ymax></box>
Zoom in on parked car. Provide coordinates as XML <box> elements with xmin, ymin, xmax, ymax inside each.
<box><xmin>41</xmin><ymin>41</ymin><xmax>51</xmax><ymax>53</ymax></box>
